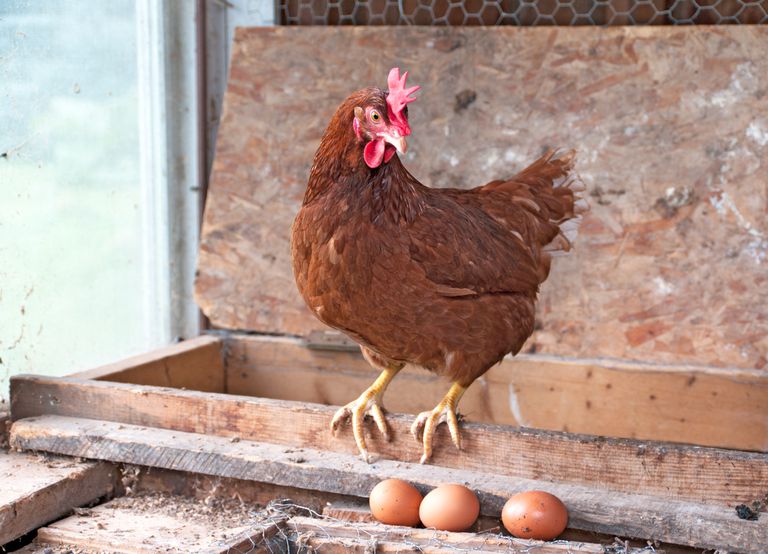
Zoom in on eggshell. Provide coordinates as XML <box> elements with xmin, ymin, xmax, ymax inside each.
<box><xmin>369</xmin><ymin>479</ymin><xmax>423</xmax><ymax>527</ymax></box>
<box><xmin>419</xmin><ymin>484</ymin><xmax>480</xmax><ymax>532</ymax></box>
<box><xmin>502</xmin><ymin>490</ymin><xmax>568</xmax><ymax>540</ymax></box>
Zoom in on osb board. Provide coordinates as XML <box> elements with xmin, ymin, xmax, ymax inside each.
<box><xmin>196</xmin><ymin>26</ymin><xmax>768</xmax><ymax>370</ymax></box>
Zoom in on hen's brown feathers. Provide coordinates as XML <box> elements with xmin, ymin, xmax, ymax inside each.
<box><xmin>291</xmin><ymin>93</ymin><xmax>587</xmax><ymax>387</ymax></box>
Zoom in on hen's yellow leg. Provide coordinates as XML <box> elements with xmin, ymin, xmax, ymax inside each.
<box><xmin>410</xmin><ymin>382</ymin><xmax>467</xmax><ymax>464</ymax></box>
<box><xmin>331</xmin><ymin>365</ymin><xmax>402</xmax><ymax>462</ymax></box>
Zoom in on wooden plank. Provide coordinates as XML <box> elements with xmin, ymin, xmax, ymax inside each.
<box><xmin>287</xmin><ymin>516</ymin><xmax>615</xmax><ymax>554</ymax></box>
<box><xmin>10</xmin><ymin>416</ymin><xmax>764</xmax><ymax>552</ymax></box>
<box><xmin>132</xmin><ymin>466</ymin><xmax>355</xmax><ymax>515</ymax></box>
<box><xmin>323</xmin><ymin>500</ymin><xmax>377</xmax><ymax>524</ymax></box>
<box><xmin>70</xmin><ymin>335</ymin><xmax>224</xmax><ymax>393</ymax></box>
<box><xmin>136</xmin><ymin>467</ymin><xmax>691</xmax><ymax>553</ymax></box>
<box><xmin>0</xmin><ymin>451</ymin><xmax>116</xmax><ymax>545</ymax></box>
<box><xmin>226</xmin><ymin>334</ymin><xmax>768</xmax><ymax>451</ymax></box>
<box><xmin>34</xmin><ymin>494</ymin><xmax>287</xmax><ymax>554</ymax></box>
<box><xmin>11</xmin><ymin>374</ymin><xmax>768</xmax><ymax>507</ymax></box>
<box><xmin>319</xmin><ymin>500</ymin><xmax>698</xmax><ymax>553</ymax></box>
<box><xmin>197</xmin><ymin>26</ymin><xmax>768</xmax><ymax>371</ymax></box>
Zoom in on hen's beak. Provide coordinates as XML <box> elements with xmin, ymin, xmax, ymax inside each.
<box><xmin>382</xmin><ymin>131</ymin><xmax>407</xmax><ymax>154</ymax></box>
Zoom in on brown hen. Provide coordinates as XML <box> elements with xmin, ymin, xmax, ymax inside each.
<box><xmin>291</xmin><ymin>68</ymin><xmax>588</xmax><ymax>463</ymax></box>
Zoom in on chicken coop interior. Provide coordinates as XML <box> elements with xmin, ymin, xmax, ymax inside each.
<box><xmin>2</xmin><ymin>1</ymin><xmax>767</xmax><ymax>553</ymax></box>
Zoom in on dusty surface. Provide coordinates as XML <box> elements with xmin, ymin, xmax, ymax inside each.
<box><xmin>33</xmin><ymin>492</ymin><xmax>275</xmax><ymax>554</ymax></box>
<box><xmin>0</xmin><ymin>449</ymin><xmax>116</xmax><ymax>546</ymax></box>
<box><xmin>0</xmin><ymin>451</ymin><xmax>88</xmax><ymax>505</ymax></box>
<box><xmin>197</xmin><ymin>26</ymin><xmax>768</xmax><ymax>370</ymax></box>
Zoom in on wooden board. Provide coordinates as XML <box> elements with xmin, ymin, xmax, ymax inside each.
<box><xmin>287</xmin><ymin>516</ymin><xmax>614</xmax><ymax>554</ymax></box>
<box><xmin>10</xmin><ymin>416</ymin><xmax>766</xmax><ymax>552</ymax></box>
<box><xmin>34</xmin><ymin>494</ymin><xmax>286</xmax><ymax>554</ymax></box>
<box><xmin>70</xmin><ymin>335</ymin><xmax>224</xmax><ymax>392</ymax></box>
<box><xmin>226</xmin><ymin>334</ymin><xmax>768</xmax><ymax>451</ymax></box>
<box><xmin>196</xmin><ymin>26</ymin><xmax>768</xmax><ymax>371</ymax></box>
<box><xmin>10</xmin><ymin>376</ymin><xmax>768</xmax><ymax>508</ymax></box>
<box><xmin>0</xmin><ymin>451</ymin><xmax>116</xmax><ymax>545</ymax></box>
<box><xmin>319</xmin><ymin>499</ymin><xmax>697</xmax><ymax>553</ymax></box>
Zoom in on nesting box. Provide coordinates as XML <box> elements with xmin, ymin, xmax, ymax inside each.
<box><xmin>9</xmin><ymin>26</ymin><xmax>768</xmax><ymax>552</ymax></box>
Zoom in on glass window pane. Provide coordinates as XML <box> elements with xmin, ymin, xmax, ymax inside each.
<box><xmin>0</xmin><ymin>1</ymin><xmax>164</xmax><ymax>402</ymax></box>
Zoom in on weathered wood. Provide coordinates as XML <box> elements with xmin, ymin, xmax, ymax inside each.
<box><xmin>287</xmin><ymin>516</ymin><xmax>614</xmax><ymax>554</ymax></box>
<box><xmin>226</xmin><ymin>334</ymin><xmax>768</xmax><ymax>451</ymax></box>
<box><xmin>34</xmin><ymin>495</ymin><xmax>287</xmax><ymax>554</ymax></box>
<box><xmin>197</xmin><ymin>26</ymin><xmax>768</xmax><ymax>370</ymax></box>
<box><xmin>11</xmin><ymin>416</ymin><xmax>764</xmax><ymax>552</ymax></box>
<box><xmin>133</xmin><ymin>466</ymin><xmax>354</xmax><ymax>514</ymax></box>
<box><xmin>135</xmin><ymin>467</ymin><xmax>694</xmax><ymax>553</ymax></box>
<box><xmin>0</xmin><ymin>451</ymin><xmax>116</xmax><ymax>545</ymax></box>
<box><xmin>11</xmin><ymin>374</ymin><xmax>768</xmax><ymax>508</ymax></box>
<box><xmin>319</xmin><ymin>500</ymin><xmax>699</xmax><ymax>553</ymax></box>
<box><xmin>70</xmin><ymin>335</ymin><xmax>224</xmax><ymax>393</ymax></box>
<box><xmin>322</xmin><ymin>500</ymin><xmax>377</xmax><ymax>524</ymax></box>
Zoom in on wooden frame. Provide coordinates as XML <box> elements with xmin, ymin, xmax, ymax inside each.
<box><xmin>9</xmin><ymin>332</ymin><xmax>768</xmax><ymax>552</ymax></box>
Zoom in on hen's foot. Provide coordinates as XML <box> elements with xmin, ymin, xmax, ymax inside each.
<box><xmin>410</xmin><ymin>382</ymin><xmax>467</xmax><ymax>464</ymax></box>
<box><xmin>330</xmin><ymin>366</ymin><xmax>400</xmax><ymax>463</ymax></box>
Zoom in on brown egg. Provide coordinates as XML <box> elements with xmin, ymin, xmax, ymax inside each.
<box><xmin>502</xmin><ymin>490</ymin><xmax>568</xmax><ymax>540</ymax></box>
<box><xmin>369</xmin><ymin>479</ymin><xmax>423</xmax><ymax>527</ymax></box>
<box><xmin>419</xmin><ymin>484</ymin><xmax>480</xmax><ymax>532</ymax></box>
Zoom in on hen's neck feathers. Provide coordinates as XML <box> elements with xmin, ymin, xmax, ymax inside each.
<box><xmin>304</xmin><ymin>90</ymin><xmax>425</xmax><ymax>225</ymax></box>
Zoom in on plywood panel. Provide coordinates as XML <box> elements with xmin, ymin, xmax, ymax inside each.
<box><xmin>196</xmin><ymin>27</ymin><xmax>768</xmax><ymax>370</ymax></box>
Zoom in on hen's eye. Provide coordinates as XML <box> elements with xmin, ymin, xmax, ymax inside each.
<box><xmin>370</xmin><ymin>111</ymin><xmax>381</xmax><ymax>123</ymax></box>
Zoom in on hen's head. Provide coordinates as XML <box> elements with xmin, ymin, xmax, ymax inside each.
<box><xmin>352</xmin><ymin>68</ymin><xmax>420</xmax><ymax>169</ymax></box>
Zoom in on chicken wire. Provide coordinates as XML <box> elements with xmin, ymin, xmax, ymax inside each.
<box><xmin>279</xmin><ymin>0</ymin><xmax>768</xmax><ymax>25</ymax></box>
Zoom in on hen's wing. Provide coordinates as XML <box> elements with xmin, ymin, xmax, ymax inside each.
<box><xmin>409</xmin><ymin>150</ymin><xmax>587</xmax><ymax>298</ymax></box>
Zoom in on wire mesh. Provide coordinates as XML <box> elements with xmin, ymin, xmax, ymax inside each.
<box><xmin>279</xmin><ymin>0</ymin><xmax>768</xmax><ymax>25</ymax></box>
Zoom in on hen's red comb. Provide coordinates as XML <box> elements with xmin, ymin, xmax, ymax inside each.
<box><xmin>386</xmin><ymin>67</ymin><xmax>420</xmax><ymax>136</ymax></box>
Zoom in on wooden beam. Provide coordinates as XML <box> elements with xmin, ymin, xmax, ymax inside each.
<box><xmin>34</xmin><ymin>495</ymin><xmax>288</xmax><ymax>554</ymax></box>
<box><xmin>0</xmin><ymin>451</ymin><xmax>116</xmax><ymax>545</ymax></box>
<box><xmin>10</xmin><ymin>416</ymin><xmax>767</xmax><ymax>553</ymax></box>
<box><xmin>287</xmin><ymin>516</ymin><xmax>613</xmax><ymax>553</ymax></box>
<box><xmin>319</xmin><ymin>500</ymin><xmax>699</xmax><ymax>553</ymax></box>
<box><xmin>70</xmin><ymin>334</ymin><xmax>224</xmax><ymax>393</ymax></box>
<box><xmin>226</xmin><ymin>334</ymin><xmax>768</xmax><ymax>452</ymax></box>
<box><xmin>11</xmin><ymin>374</ymin><xmax>767</xmax><ymax>507</ymax></box>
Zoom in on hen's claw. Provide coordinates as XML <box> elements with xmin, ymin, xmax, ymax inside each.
<box><xmin>330</xmin><ymin>365</ymin><xmax>401</xmax><ymax>463</ymax></box>
<box><xmin>331</xmin><ymin>394</ymin><xmax>390</xmax><ymax>462</ymax></box>
<box><xmin>410</xmin><ymin>382</ymin><xmax>466</xmax><ymax>464</ymax></box>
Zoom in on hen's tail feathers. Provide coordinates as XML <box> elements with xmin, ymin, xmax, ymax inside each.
<box><xmin>510</xmin><ymin>149</ymin><xmax>588</xmax><ymax>257</ymax></box>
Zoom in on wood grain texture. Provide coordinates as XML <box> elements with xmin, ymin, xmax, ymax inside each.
<box><xmin>287</xmin><ymin>516</ymin><xmax>611</xmax><ymax>554</ymax></box>
<box><xmin>35</xmin><ymin>495</ymin><xmax>287</xmax><ymax>554</ymax></box>
<box><xmin>196</xmin><ymin>26</ymin><xmax>768</xmax><ymax>370</ymax></box>
<box><xmin>10</xmin><ymin>374</ymin><xmax>768</xmax><ymax>508</ymax></box>
<box><xmin>0</xmin><ymin>451</ymin><xmax>116</xmax><ymax>545</ymax></box>
<box><xmin>11</xmin><ymin>416</ymin><xmax>766</xmax><ymax>552</ymax></box>
<box><xmin>71</xmin><ymin>335</ymin><xmax>225</xmax><ymax>392</ymax></box>
<box><xmin>226</xmin><ymin>334</ymin><xmax>768</xmax><ymax>451</ymax></box>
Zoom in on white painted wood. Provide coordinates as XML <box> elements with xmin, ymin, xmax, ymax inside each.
<box><xmin>135</xmin><ymin>0</ymin><xmax>202</xmax><ymax>344</ymax></box>
<box><xmin>136</xmin><ymin>0</ymin><xmax>172</xmax><ymax>346</ymax></box>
